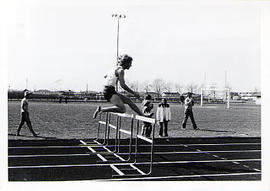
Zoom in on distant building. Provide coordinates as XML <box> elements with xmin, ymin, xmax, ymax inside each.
<box><xmin>161</xmin><ymin>92</ymin><xmax>180</xmax><ymax>98</ymax></box>
<box><xmin>182</xmin><ymin>92</ymin><xmax>201</xmax><ymax>103</ymax></box>
<box><xmin>253</xmin><ymin>92</ymin><xmax>261</xmax><ymax>105</ymax></box>
<box><xmin>79</xmin><ymin>91</ymin><xmax>99</xmax><ymax>100</ymax></box>
<box><xmin>239</xmin><ymin>92</ymin><xmax>261</xmax><ymax>101</ymax></box>
<box><xmin>34</xmin><ymin>89</ymin><xmax>52</xmax><ymax>95</ymax></box>
<box><xmin>142</xmin><ymin>92</ymin><xmax>159</xmax><ymax>101</ymax></box>
<box><xmin>161</xmin><ymin>92</ymin><xmax>181</xmax><ymax>102</ymax></box>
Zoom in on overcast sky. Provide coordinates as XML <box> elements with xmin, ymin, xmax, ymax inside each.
<box><xmin>7</xmin><ymin>0</ymin><xmax>262</xmax><ymax>92</ymax></box>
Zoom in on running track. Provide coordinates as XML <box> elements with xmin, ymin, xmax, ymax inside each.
<box><xmin>8</xmin><ymin>137</ymin><xmax>261</xmax><ymax>181</ymax></box>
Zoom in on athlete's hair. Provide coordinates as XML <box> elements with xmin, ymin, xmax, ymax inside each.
<box><xmin>118</xmin><ymin>54</ymin><xmax>133</xmax><ymax>67</ymax></box>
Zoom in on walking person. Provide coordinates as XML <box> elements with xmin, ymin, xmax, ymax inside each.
<box><xmin>141</xmin><ymin>95</ymin><xmax>154</xmax><ymax>137</ymax></box>
<box><xmin>156</xmin><ymin>98</ymin><xmax>171</xmax><ymax>137</ymax></box>
<box><xmin>93</xmin><ymin>54</ymin><xmax>143</xmax><ymax>118</ymax></box>
<box><xmin>182</xmin><ymin>92</ymin><xmax>198</xmax><ymax>130</ymax></box>
<box><xmin>17</xmin><ymin>91</ymin><xmax>39</xmax><ymax>136</ymax></box>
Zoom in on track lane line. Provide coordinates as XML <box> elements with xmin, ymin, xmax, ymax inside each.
<box><xmin>93</xmin><ymin>140</ymin><xmax>146</xmax><ymax>175</ymax></box>
<box><xmin>8</xmin><ymin>142</ymin><xmax>261</xmax><ymax>149</ymax></box>
<box><xmin>105</xmin><ymin>172</ymin><xmax>261</xmax><ymax>181</ymax></box>
<box><xmin>8</xmin><ymin>159</ymin><xmax>261</xmax><ymax>169</ymax></box>
<box><xmin>80</xmin><ymin>140</ymin><xmax>124</xmax><ymax>176</ymax></box>
<box><xmin>8</xmin><ymin>149</ymin><xmax>261</xmax><ymax>158</ymax></box>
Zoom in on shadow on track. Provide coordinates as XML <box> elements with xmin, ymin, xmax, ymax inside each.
<box><xmin>196</xmin><ymin>129</ymin><xmax>237</xmax><ymax>133</ymax></box>
<box><xmin>8</xmin><ymin>133</ymin><xmax>58</xmax><ymax>140</ymax></box>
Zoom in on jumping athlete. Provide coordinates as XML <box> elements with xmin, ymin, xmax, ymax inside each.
<box><xmin>93</xmin><ymin>54</ymin><xmax>143</xmax><ymax>118</ymax></box>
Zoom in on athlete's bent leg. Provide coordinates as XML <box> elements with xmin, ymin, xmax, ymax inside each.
<box><xmin>117</xmin><ymin>93</ymin><xmax>143</xmax><ymax>116</ymax></box>
<box><xmin>93</xmin><ymin>94</ymin><xmax>126</xmax><ymax>119</ymax></box>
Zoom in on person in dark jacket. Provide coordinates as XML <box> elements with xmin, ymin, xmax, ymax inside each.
<box><xmin>182</xmin><ymin>92</ymin><xmax>198</xmax><ymax>130</ymax></box>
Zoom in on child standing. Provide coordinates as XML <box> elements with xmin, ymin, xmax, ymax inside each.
<box><xmin>141</xmin><ymin>95</ymin><xmax>154</xmax><ymax>137</ymax></box>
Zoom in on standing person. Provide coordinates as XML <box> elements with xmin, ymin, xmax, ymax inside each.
<box><xmin>156</xmin><ymin>98</ymin><xmax>171</xmax><ymax>137</ymax></box>
<box><xmin>182</xmin><ymin>92</ymin><xmax>198</xmax><ymax>130</ymax></box>
<box><xmin>17</xmin><ymin>91</ymin><xmax>39</xmax><ymax>136</ymax></box>
<box><xmin>65</xmin><ymin>97</ymin><xmax>68</xmax><ymax>104</ymax></box>
<box><xmin>141</xmin><ymin>95</ymin><xmax>154</xmax><ymax>137</ymax></box>
<box><xmin>93</xmin><ymin>54</ymin><xmax>143</xmax><ymax>118</ymax></box>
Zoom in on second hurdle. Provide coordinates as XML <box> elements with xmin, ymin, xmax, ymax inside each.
<box><xmin>91</xmin><ymin>112</ymin><xmax>156</xmax><ymax>177</ymax></box>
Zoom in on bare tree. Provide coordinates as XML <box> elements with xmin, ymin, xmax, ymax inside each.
<box><xmin>253</xmin><ymin>86</ymin><xmax>259</xmax><ymax>93</ymax></box>
<box><xmin>174</xmin><ymin>83</ymin><xmax>184</xmax><ymax>94</ymax></box>
<box><xmin>128</xmin><ymin>81</ymin><xmax>140</xmax><ymax>93</ymax></box>
<box><xmin>152</xmin><ymin>78</ymin><xmax>165</xmax><ymax>97</ymax></box>
<box><xmin>141</xmin><ymin>80</ymin><xmax>152</xmax><ymax>93</ymax></box>
<box><xmin>197</xmin><ymin>84</ymin><xmax>204</xmax><ymax>93</ymax></box>
<box><xmin>186</xmin><ymin>83</ymin><xmax>198</xmax><ymax>93</ymax></box>
<box><xmin>164</xmin><ymin>81</ymin><xmax>174</xmax><ymax>92</ymax></box>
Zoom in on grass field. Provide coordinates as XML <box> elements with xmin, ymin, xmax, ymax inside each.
<box><xmin>8</xmin><ymin>101</ymin><xmax>261</xmax><ymax>140</ymax></box>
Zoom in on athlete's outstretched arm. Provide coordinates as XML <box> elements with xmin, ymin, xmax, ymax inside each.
<box><xmin>118</xmin><ymin>69</ymin><xmax>140</xmax><ymax>99</ymax></box>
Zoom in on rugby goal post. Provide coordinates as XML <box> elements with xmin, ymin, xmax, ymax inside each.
<box><xmin>200</xmin><ymin>87</ymin><xmax>230</xmax><ymax>109</ymax></box>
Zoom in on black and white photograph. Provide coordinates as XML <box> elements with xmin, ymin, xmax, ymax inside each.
<box><xmin>1</xmin><ymin>0</ymin><xmax>270</xmax><ymax>190</ymax></box>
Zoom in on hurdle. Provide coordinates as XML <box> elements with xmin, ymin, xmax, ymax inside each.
<box><xmin>134</xmin><ymin>115</ymin><xmax>156</xmax><ymax>175</ymax></box>
<box><xmin>94</xmin><ymin>112</ymin><xmax>156</xmax><ymax>177</ymax></box>
<box><xmin>108</xmin><ymin>113</ymin><xmax>135</xmax><ymax>162</ymax></box>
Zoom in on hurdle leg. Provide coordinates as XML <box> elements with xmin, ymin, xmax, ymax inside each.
<box><xmin>101</xmin><ymin>113</ymin><xmax>109</xmax><ymax>145</ymax></box>
<box><xmin>126</xmin><ymin>118</ymin><xmax>134</xmax><ymax>162</ymax></box>
<box><xmin>112</xmin><ymin>116</ymin><xmax>120</xmax><ymax>152</ymax></box>
<box><xmin>134</xmin><ymin>120</ymin><xmax>140</xmax><ymax>164</ymax></box>
<box><xmin>117</xmin><ymin>118</ymin><xmax>122</xmax><ymax>153</ymax></box>
<box><xmin>105</xmin><ymin>113</ymin><xmax>111</xmax><ymax>146</ymax></box>
<box><xmin>147</xmin><ymin>123</ymin><xmax>155</xmax><ymax>175</ymax></box>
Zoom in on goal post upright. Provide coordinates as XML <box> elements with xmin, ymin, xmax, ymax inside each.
<box><xmin>200</xmin><ymin>88</ymin><xmax>203</xmax><ymax>107</ymax></box>
<box><xmin>227</xmin><ymin>88</ymin><xmax>230</xmax><ymax>109</ymax></box>
<box><xmin>201</xmin><ymin>87</ymin><xmax>230</xmax><ymax>109</ymax></box>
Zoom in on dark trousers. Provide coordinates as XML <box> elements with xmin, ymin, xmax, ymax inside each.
<box><xmin>141</xmin><ymin>122</ymin><xmax>152</xmax><ymax>137</ymax></box>
<box><xmin>182</xmin><ymin>109</ymin><xmax>197</xmax><ymax>129</ymax></box>
<box><xmin>159</xmin><ymin>120</ymin><xmax>168</xmax><ymax>136</ymax></box>
<box><xmin>17</xmin><ymin>112</ymin><xmax>36</xmax><ymax>135</ymax></box>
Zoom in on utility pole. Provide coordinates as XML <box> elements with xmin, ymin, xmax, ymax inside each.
<box><xmin>26</xmin><ymin>78</ymin><xmax>28</xmax><ymax>90</ymax></box>
<box><xmin>112</xmin><ymin>14</ymin><xmax>126</xmax><ymax>91</ymax></box>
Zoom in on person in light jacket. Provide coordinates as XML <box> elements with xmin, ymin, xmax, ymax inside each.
<box><xmin>156</xmin><ymin>98</ymin><xmax>171</xmax><ymax>137</ymax></box>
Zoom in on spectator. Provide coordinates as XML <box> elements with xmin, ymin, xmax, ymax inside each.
<box><xmin>141</xmin><ymin>95</ymin><xmax>154</xmax><ymax>137</ymax></box>
<box><xmin>156</xmin><ymin>98</ymin><xmax>171</xmax><ymax>137</ymax></box>
<box><xmin>65</xmin><ymin>97</ymin><xmax>68</xmax><ymax>104</ymax></box>
<box><xmin>182</xmin><ymin>92</ymin><xmax>198</xmax><ymax>130</ymax></box>
<box><xmin>17</xmin><ymin>91</ymin><xmax>39</xmax><ymax>137</ymax></box>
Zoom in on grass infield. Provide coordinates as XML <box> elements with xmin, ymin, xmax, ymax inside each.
<box><xmin>8</xmin><ymin>101</ymin><xmax>261</xmax><ymax>140</ymax></box>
